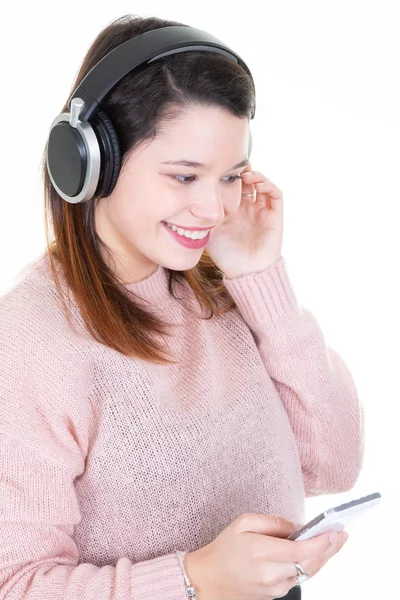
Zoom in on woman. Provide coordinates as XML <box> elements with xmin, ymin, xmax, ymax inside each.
<box><xmin>0</xmin><ymin>13</ymin><xmax>364</xmax><ymax>600</ymax></box>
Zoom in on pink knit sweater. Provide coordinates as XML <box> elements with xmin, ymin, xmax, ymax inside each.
<box><xmin>0</xmin><ymin>252</ymin><xmax>364</xmax><ymax>600</ymax></box>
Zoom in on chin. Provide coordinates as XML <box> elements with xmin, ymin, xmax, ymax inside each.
<box><xmin>159</xmin><ymin>252</ymin><xmax>204</xmax><ymax>272</ymax></box>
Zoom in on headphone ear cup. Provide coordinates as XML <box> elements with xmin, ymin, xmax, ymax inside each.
<box><xmin>90</xmin><ymin>108</ymin><xmax>121</xmax><ymax>198</ymax></box>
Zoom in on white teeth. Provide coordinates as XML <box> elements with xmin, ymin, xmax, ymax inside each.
<box><xmin>165</xmin><ymin>222</ymin><xmax>210</xmax><ymax>240</ymax></box>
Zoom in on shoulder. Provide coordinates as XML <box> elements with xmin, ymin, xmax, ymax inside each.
<box><xmin>0</xmin><ymin>252</ymin><xmax>91</xmax><ymax>356</ymax></box>
<box><xmin>0</xmin><ymin>254</ymin><xmax>96</xmax><ymax>466</ymax></box>
<box><xmin>0</xmin><ymin>253</ymin><xmax>96</xmax><ymax>413</ymax></box>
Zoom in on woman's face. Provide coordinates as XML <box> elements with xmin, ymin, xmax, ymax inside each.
<box><xmin>94</xmin><ymin>103</ymin><xmax>250</xmax><ymax>283</ymax></box>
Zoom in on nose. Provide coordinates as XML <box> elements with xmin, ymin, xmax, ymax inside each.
<box><xmin>189</xmin><ymin>188</ymin><xmax>226</xmax><ymax>226</ymax></box>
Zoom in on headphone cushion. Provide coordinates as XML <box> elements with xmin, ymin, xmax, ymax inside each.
<box><xmin>91</xmin><ymin>108</ymin><xmax>121</xmax><ymax>198</ymax></box>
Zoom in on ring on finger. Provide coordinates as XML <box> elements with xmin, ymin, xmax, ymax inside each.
<box><xmin>294</xmin><ymin>562</ymin><xmax>310</xmax><ymax>584</ymax></box>
<box><xmin>241</xmin><ymin>193</ymin><xmax>256</xmax><ymax>202</ymax></box>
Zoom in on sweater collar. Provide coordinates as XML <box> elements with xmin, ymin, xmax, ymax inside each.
<box><xmin>123</xmin><ymin>264</ymin><xmax>174</xmax><ymax>303</ymax></box>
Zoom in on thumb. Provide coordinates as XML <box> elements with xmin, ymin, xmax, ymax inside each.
<box><xmin>235</xmin><ymin>513</ymin><xmax>303</xmax><ymax>538</ymax></box>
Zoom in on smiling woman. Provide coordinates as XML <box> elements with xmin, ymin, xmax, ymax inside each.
<box><xmin>39</xmin><ymin>15</ymin><xmax>256</xmax><ymax>364</ymax></box>
<box><xmin>0</xmin><ymin>11</ymin><xmax>364</xmax><ymax>600</ymax></box>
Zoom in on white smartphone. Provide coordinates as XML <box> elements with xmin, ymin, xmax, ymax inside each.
<box><xmin>287</xmin><ymin>492</ymin><xmax>382</xmax><ymax>541</ymax></box>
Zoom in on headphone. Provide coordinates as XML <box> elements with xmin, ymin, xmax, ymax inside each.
<box><xmin>46</xmin><ymin>25</ymin><xmax>255</xmax><ymax>204</ymax></box>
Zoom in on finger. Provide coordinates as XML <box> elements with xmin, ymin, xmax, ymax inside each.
<box><xmin>293</xmin><ymin>531</ymin><xmax>349</xmax><ymax>578</ymax></box>
<box><xmin>240</xmin><ymin>170</ymin><xmax>266</xmax><ymax>183</ymax></box>
<box><xmin>253</xmin><ymin>180</ymin><xmax>282</xmax><ymax>199</ymax></box>
<box><xmin>312</xmin><ymin>531</ymin><xmax>349</xmax><ymax>568</ymax></box>
<box><xmin>258</xmin><ymin>559</ymin><xmax>303</xmax><ymax>586</ymax></box>
<box><xmin>251</xmin><ymin>531</ymin><xmax>347</xmax><ymax>587</ymax></box>
<box><xmin>253</xmin><ymin>183</ymin><xmax>283</xmax><ymax>211</ymax></box>
<box><xmin>237</xmin><ymin>514</ymin><xmax>304</xmax><ymax>539</ymax></box>
<box><xmin>241</xmin><ymin>173</ymin><xmax>283</xmax><ymax>209</ymax></box>
<box><xmin>260</xmin><ymin>530</ymin><xmax>340</xmax><ymax>563</ymax></box>
<box><xmin>241</xmin><ymin>170</ymin><xmax>281</xmax><ymax>197</ymax></box>
<box><xmin>256</xmin><ymin>532</ymin><xmax>345</xmax><ymax>586</ymax></box>
<box><xmin>273</xmin><ymin>522</ymin><xmax>304</xmax><ymax>539</ymax></box>
<box><xmin>239</xmin><ymin>177</ymin><xmax>255</xmax><ymax>197</ymax></box>
<box><xmin>258</xmin><ymin>533</ymin><xmax>348</xmax><ymax>589</ymax></box>
<box><xmin>239</xmin><ymin>171</ymin><xmax>257</xmax><ymax>196</ymax></box>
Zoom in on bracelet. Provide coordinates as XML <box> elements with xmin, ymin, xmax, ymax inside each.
<box><xmin>176</xmin><ymin>550</ymin><xmax>197</xmax><ymax>598</ymax></box>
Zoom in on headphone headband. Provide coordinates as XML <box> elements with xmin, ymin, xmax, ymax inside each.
<box><xmin>69</xmin><ymin>26</ymin><xmax>255</xmax><ymax>122</ymax></box>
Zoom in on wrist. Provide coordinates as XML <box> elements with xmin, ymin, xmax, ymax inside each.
<box><xmin>183</xmin><ymin>548</ymin><xmax>212</xmax><ymax>600</ymax></box>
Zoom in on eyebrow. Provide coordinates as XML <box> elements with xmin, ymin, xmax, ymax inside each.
<box><xmin>160</xmin><ymin>158</ymin><xmax>250</xmax><ymax>170</ymax></box>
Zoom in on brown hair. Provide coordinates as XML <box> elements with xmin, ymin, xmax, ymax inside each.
<box><xmin>41</xmin><ymin>14</ymin><xmax>256</xmax><ymax>365</ymax></box>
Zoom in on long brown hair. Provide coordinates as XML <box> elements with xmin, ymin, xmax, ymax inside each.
<box><xmin>41</xmin><ymin>14</ymin><xmax>256</xmax><ymax>365</ymax></box>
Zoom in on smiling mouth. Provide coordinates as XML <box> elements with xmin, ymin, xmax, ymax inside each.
<box><xmin>161</xmin><ymin>221</ymin><xmax>211</xmax><ymax>246</ymax></box>
<box><xmin>162</xmin><ymin>222</ymin><xmax>210</xmax><ymax>238</ymax></box>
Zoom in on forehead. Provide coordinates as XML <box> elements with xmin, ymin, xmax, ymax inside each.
<box><xmin>154</xmin><ymin>105</ymin><xmax>249</xmax><ymax>151</ymax></box>
<box><xmin>158</xmin><ymin>104</ymin><xmax>249</xmax><ymax>136</ymax></box>
<box><xmin>129</xmin><ymin>105</ymin><xmax>250</xmax><ymax>168</ymax></box>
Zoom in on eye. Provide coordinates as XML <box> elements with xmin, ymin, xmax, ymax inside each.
<box><xmin>174</xmin><ymin>175</ymin><xmax>196</xmax><ymax>184</ymax></box>
<box><xmin>173</xmin><ymin>174</ymin><xmax>242</xmax><ymax>184</ymax></box>
<box><xmin>223</xmin><ymin>175</ymin><xmax>242</xmax><ymax>183</ymax></box>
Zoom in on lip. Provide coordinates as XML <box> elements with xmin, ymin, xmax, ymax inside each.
<box><xmin>162</xmin><ymin>221</ymin><xmax>210</xmax><ymax>249</ymax></box>
<box><xmin>162</xmin><ymin>221</ymin><xmax>215</xmax><ymax>232</ymax></box>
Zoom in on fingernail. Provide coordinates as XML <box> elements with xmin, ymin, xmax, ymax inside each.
<box><xmin>329</xmin><ymin>532</ymin><xmax>338</xmax><ymax>544</ymax></box>
<box><xmin>343</xmin><ymin>532</ymin><xmax>349</xmax><ymax>543</ymax></box>
<box><xmin>242</xmin><ymin>171</ymin><xmax>253</xmax><ymax>177</ymax></box>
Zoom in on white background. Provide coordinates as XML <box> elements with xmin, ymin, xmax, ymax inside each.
<box><xmin>1</xmin><ymin>1</ymin><xmax>399</xmax><ymax>598</ymax></box>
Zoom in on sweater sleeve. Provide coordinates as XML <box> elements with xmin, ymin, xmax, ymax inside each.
<box><xmin>0</xmin><ymin>294</ymin><xmax>188</xmax><ymax>600</ymax></box>
<box><xmin>222</xmin><ymin>256</ymin><xmax>365</xmax><ymax>497</ymax></box>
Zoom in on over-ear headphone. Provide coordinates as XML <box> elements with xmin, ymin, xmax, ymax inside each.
<box><xmin>46</xmin><ymin>25</ymin><xmax>255</xmax><ymax>204</ymax></box>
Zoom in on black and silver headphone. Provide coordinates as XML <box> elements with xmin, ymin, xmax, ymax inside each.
<box><xmin>46</xmin><ymin>25</ymin><xmax>255</xmax><ymax>204</ymax></box>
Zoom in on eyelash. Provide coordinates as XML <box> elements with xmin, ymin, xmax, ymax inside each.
<box><xmin>173</xmin><ymin>174</ymin><xmax>242</xmax><ymax>185</ymax></box>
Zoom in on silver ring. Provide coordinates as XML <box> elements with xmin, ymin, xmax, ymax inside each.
<box><xmin>294</xmin><ymin>562</ymin><xmax>310</xmax><ymax>584</ymax></box>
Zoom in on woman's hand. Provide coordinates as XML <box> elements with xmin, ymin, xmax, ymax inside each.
<box><xmin>205</xmin><ymin>163</ymin><xmax>284</xmax><ymax>279</ymax></box>
<box><xmin>184</xmin><ymin>513</ymin><xmax>348</xmax><ymax>600</ymax></box>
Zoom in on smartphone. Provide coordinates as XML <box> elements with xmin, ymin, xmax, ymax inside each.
<box><xmin>287</xmin><ymin>492</ymin><xmax>382</xmax><ymax>541</ymax></box>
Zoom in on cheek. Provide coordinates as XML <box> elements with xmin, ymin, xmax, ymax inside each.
<box><xmin>158</xmin><ymin>188</ymin><xmax>188</xmax><ymax>220</ymax></box>
<box><xmin>108</xmin><ymin>196</ymin><xmax>146</xmax><ymax>239</ymax></box>
<box><xmin>224</xmin><ymin>187</ymin><xmax>242</xmax><ymax>212</ymax></box>
<box><xmin>111</xmin><ymin>197</ymin><xmax>168</xmax><ymax>247</ymax></box>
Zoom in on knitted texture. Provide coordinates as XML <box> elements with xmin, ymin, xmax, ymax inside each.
<box><xmin>0</xmin><ymin>252</ymin><xmax>364</xmax><ymax>599</ymax></box>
